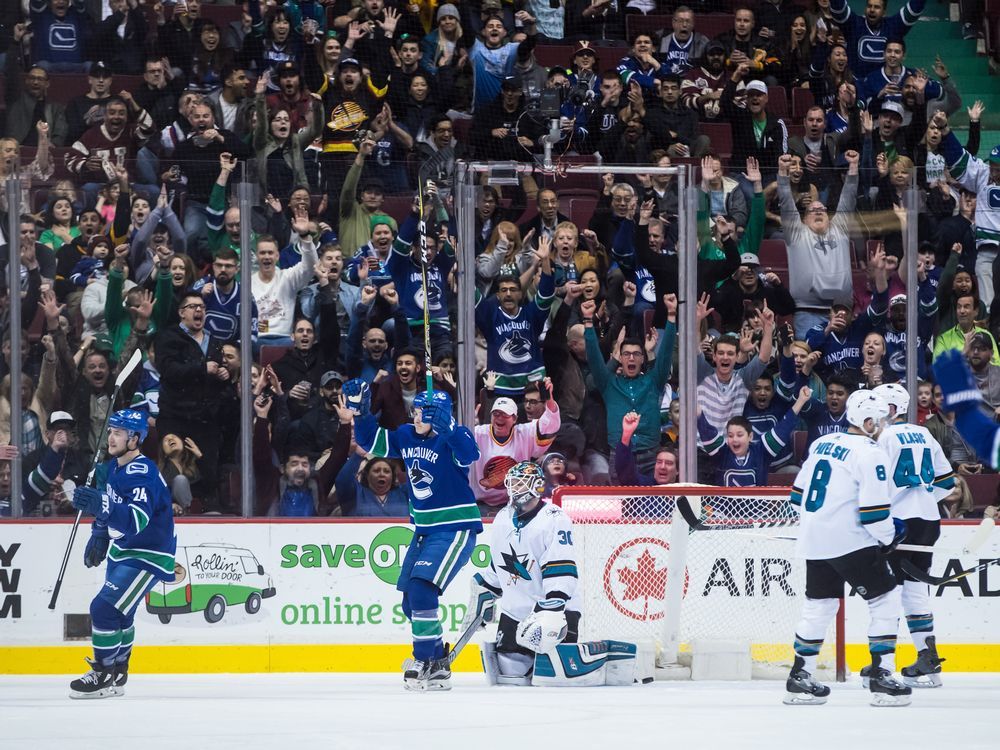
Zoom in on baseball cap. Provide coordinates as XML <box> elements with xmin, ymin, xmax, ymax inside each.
<box><xmin>740</xmin><ymin>252</ymin><xmax>760</xmax><ymax>266</ymax></box>
<box><xmin>361</xmin><ymin>176</ymin><xmax>384</xmax><ymax>193</ymax></box>
<box><xmin>89</xmin><ymin>61</ymin><xmax>111</xmax><ymax>78</ymax></box>
<box><xmin>491</xmin><ymin>397</ymin><xmax>518</xmax><ymax>416</ymax></box>
<box><xmin>969</xmin><ymin>332</ymin><xmax>994</xmax><ymax>351</ymax></box>
<box><xmin>706</xmin><ymin>40</ymin><xmax>726</xmax><ymax>54</ymax></box>
<box><xmin>92</xmin><ymin>333</ymin><xmax>114</xmax><ymax>352</ymax></box>
<box><xmin>889</xmin><ymin>293</ymin><xmax>907</xmax><ymax>307</ymax></box>
<box><xmin>745</xmin><ymin>80</ymin><xmax>768</xmax><ymax>95</ymax></box>
<box><xmin>47</xmin><ymin>411</ymin><xmax>75</xmax><ymax>429</ymax></box>
<box><xmin>320</xmin><ymin>371</ymin><xmax>345</xmax><ymax>387</ymax></box>
<box><xmin>880</xmin><ymin>100</ymin><xmax>905</xmax><ymax>119</ymax></box>
<box><xmin>275</xmin><ymin>61</ymin><xmax>299</xmax><ymax>77</ymax></box>
<box><xmin>339</xmin><ymin>57</ymin><xmax>362</xmax><ymax>70</ymax></box>
<box><xmin>989</xmin><ymin>145</ymin><xmax>1000</xmax><ymax>165</ymax></box>
<box><xmin>501</xmin><ymin>74</ymin><xmax>523</xmax><ymax>91</ymax></box>
<box><xmin>437</xmin><ymin>3</ymin><xmax>460</xmax><ymax>20</ymax></box>
<box><xmin>573</xmin><ymin>41</ymin><xmax>599</xmax><ymax>60</ymax></box>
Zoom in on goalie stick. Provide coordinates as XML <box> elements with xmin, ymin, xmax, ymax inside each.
<box><xmin>674</xmin><ymin>497</ymin><xmax>995</xmax><ymax>555</ymax></box>
<box><xmin>48</xmin><ymin>348</ymin><xmax>143</xmax><ymax>609</ymax></box>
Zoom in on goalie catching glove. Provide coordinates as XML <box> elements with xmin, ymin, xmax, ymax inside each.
<box><xmin>515</xmin><ymin>609</ymin><xmax>568</xmax><ymax>653</ymax></box>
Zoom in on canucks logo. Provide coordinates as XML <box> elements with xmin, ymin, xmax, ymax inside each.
<box><xmin>407</xmin><ymin>460</ymin><xmax>433</xmax><ymax>500</ymax></box>
<box><xmin>859</xmin><ymin>37</ymin><xmax>887</xmax><ymax>63</ymax></box>
<box><xmin>498</xmin><ymin>545</ymin><xmax>532</xmax><ymax>582</ymax></box>
<box><xmin>413</xmin><ymin>284</ymin><xmax>442</xmax><ymax>313</ymax></box>
<box><xmin>499</xmin><ymin>331</ymin><xmax>532</xmax><ymax>365</ymax></box>
<box><xmin>987</xmin><ymin>187</ymin><xmax>1000</xmax><ymax>210</ymax></box>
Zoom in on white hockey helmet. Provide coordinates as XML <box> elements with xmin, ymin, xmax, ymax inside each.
<box><xmin>873</xmin><ymin>383</ymin><xmax>909</xmax><ymax>419</ymax></box>
<box><xmin>504</xmin><ymin>461</ymin><xmax>546</xmax><ymax>510</ymax></box>
<box><xmin>846</xmin><ymin>389</ymin><xmax>890</xmax><ymax>436</ymax></box>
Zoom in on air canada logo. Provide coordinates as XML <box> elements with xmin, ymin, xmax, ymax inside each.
<box><xmin>603</xmin><ymin>538</ymin><xmax>687</xmax><ymax>622</ymax></box>
<box><xmin>499</xmin><ymin>331</ymin><xmax>532</xmax><ymax>365</ymax></box>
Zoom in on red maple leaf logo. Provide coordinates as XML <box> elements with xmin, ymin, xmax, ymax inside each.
<box><xmin>618</xmin><ymin>549</ymin><xmax>668</xmax><ymax>603</ymax></box>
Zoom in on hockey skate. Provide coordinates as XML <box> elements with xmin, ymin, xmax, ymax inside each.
<box><xmin>868</xmin><ymin>666</ymin><xmax>912</xmax><ymax>706</ymax></box>
<box><xmin>403</xmin><ymin>656</ymin><xmax>452</xmax><ymax>691</ymax></box>
<box><xmin>901</xmin><ymin>637</ymin><xmax>944</xmax><ymax>688</ymax></box>
<box><xmin>859</xmin><ymin>664</ymin><xmax>872</xmax><ymax>689</ymax></box>
<box><xmin>783</xmin><ymin>658</ymin><xmax>831</xmax><ymax>705</ymax></box>
<box><xmin>69</xmin><ymin>658</ymin><xmax>116</xmax><ymax>700</ymax></box>
<box><xmin>113</xmin><ymin>656</ymin><xmax>130</xmax><ymax>696</ymax></box>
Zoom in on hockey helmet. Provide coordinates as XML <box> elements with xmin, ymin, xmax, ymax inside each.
<box><xmin>845</xmin><ymin>390</ymin><xmax>889</xmax><ymax>436</ymax></box>
<box><xmin>504</xmin><ymin>461</ymin><xmax>546</xmax><ymax>510</ymax></box>
<box><xmin>873</xmin><ymin>383</ymin><xmax>909</xmax><ymax>419</ymax></box>
<box><xmin>414</xmin><ymin>389</ymin><xmax>452</xmax><ymax>414</ymax></box>
<box><xmin>108</xmin><ymin>409</ymin><xmax>149</xmax><ymax>443</ymax></box>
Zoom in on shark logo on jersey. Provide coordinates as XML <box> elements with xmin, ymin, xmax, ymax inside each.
<box><xmin>498</xmin><ymin>544</ymin><xmax>533</xmax><ymax>582</ymax></box>
<box><xmin>499</xmin><ymin>331</ymin><xmax>532</xmax><ymax>365</ymax></box>
<box><xmin>407</xmin><ymin>460</ymin><xmax>433</xmax><ymax>500</ymax></box>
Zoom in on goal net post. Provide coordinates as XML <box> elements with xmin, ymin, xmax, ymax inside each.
<box><xmin>553</xmin><ymin>485</ymin><xmax>847</xmax><ymax>682</ymax></box>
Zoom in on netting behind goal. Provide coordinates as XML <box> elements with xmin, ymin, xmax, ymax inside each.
<box><xmin>553</xmin><ymin>486</ymin><xmax>845</xmax><ymax>680</ymax></box>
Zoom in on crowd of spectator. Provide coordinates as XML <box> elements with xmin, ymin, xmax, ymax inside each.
<box><xmin>1</xmin><ymin>0</ymin><xmax>999</xmax><ymax>520</ymax></box>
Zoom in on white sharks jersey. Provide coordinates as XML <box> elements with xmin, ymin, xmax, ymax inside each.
<box><xmin>791</xmin><ymin>432</ymin><xmax>896</xmax><ymax>559</ymax></box>
<box><xmin>479</xmin><ymin>501</ymin><xmax>581</xmax><ymax>623</ymax></box>
<box><xmin>878</xmin><ymin>421</ymin><xmax>956</xmax><ymax>521</ymax></box>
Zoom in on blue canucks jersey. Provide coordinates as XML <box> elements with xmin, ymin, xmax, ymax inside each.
<box><xmin>830</xmin><ymin>0</ymin><xmax>926</xmax><ymax>77</ymax></box>
<box><xmin>102</xmin><ymin>455</ymin><xmax>176</xmax><ymax>582</ymax></box>
<box><xmin>364</xmin><ymin>419</ymin><xmax>483</xmax><ymax>536</ymax></box>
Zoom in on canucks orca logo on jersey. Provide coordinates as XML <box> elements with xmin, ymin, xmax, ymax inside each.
<box><xmin>499</xmin><ymin>331</ymin><xmax>532</xmax><ymax>365</ymax></box>
<box><xmin>413</xmin><ymin>284</ymin><xmax>442</xmax><ymax>313</ymax></box>
<box><xmin>498</xmin><ymin>544</ymin><xmax>533</xmax><ymax>582</ymax></box>
<box><xmin>407</xmin><ymin>460</ymin><xmax>433</xmax><ymax>500</ymax></box>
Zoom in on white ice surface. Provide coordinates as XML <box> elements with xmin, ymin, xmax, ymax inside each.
<box><xmin>3</xmin><ymin>673</ymin><xmax>998</xmax><ymax>750</ymax></box>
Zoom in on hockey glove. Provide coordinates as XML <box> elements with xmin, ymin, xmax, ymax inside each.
<box><xmin>516</xmin><ymin>610</ymin><xmax>568</xmax><ymax>653</ymax></box>
<box><xmin>342</xmin><ymin>378</ymin><xmax>371</xmax><ymax>417</ymax></box>
<box><xmin>878</xmin><ymin>518</ymin><xmax>908</xmax><ymax>558</ymax></box>
<box><xmin>428</xmin><ymin>405</ymin><xmax>455</xmax><ymax>438</ymax></box>
<box><xmin>933</xmin><ymin>350</ymin><xmax>983</xmax><ymax>412</ymax></box>
<box><xmin>84</xmin><ymin>520</ymin><xmax>111</xmax><ymax>568</ymax></box>
<box><xmin>72</xmin><ymin>485</ymin><xmax>107</xmax><ymax>519</ymax></box>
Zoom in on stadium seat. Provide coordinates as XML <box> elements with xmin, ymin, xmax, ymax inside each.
<box><xmin>986</xmin><ymin>0</ymin><xmax>1000</xmax><ymax>59</ymax></box>
<box><xmin>793</xmin><ymin>430</ymin><xmax>808</xmax><ymax>463</ymax></box>
<box><xmin>785</xmin><ymin>122</ymin><xmax>805</xmax><ymax>140</ymax></box>
<box><xmin>766</xmin><ymin>86</ymin><xmax>788</xmax><ymax>119</ymax></box>
<box><xmin>568</xmin><ymin>196</ymin><xmax>598</xmax><ymax>229</ymax></box>
<box><xmin>452</xmin><ymin>117</ymin><xmax>472</xmax><ymax>147</ymax></box>
<box><xmin>699</xmin><ymin>121</ymin><xmax>732</xmax><ymax>159</ymax></box>
<box><xmin>791</xmin><ymin>87</ymin><xmax>816</xmax><ymax>119</ymax></box>
<box><xmin>260</xmin><ymin>345</ymin><xmax>291</xmax><ymax>368</ymax></box>
<box><xmin>381</xmin><ymin>196</ymin><xmax>413</xmax><ymax>224</ymax></box>
<box><xmin>962</xmin><ymin>473</ymin><xmax>1000</xmax><ymax>511</ymax></box>
<box><xmin>200</xmin><ymin>4</ymin><xmax>243</xmax><ymax>27</ymax></box>
<box><xmin>46</xmin><ymin>75</ymin><xmax>144</xmax><ymax>105</ymax></box>
<box><xmin>757</xmin><ymin>239</ymin><xmax>788</xmax><ymax>269</ymax></box>
<box><xmin>533</xmin><ymin>45</ymin><xmax>576</xmax><ymax>69</ymax></box>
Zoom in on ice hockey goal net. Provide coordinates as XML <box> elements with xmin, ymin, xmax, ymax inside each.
<box><xmin>553</xmin><ymin>485</ymin><xmax>846</xmax><ymax>680</ymax></box>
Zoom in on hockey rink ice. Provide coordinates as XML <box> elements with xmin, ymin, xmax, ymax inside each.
<box><xmin>3</xmin><ymin>673</ymin><xmax>999</xmax><ymax>749</ymax></box>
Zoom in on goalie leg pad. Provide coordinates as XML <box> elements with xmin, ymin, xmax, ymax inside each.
<box><xmin>532</xmin><ymin>642</ymin><xmax>609</xmax><ymax>687</ymax></box>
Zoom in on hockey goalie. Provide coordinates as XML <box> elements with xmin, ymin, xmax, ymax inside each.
<box><xmin>466</xmin><ymin>461</ymin><xmax>637</xmax><ymax>686</ymax></box>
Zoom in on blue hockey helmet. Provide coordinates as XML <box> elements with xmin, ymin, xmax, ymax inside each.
<box><xmin>413</xmin><ymin>389</ymin><xmax>452</xmax><ymax>413</ymax></box>
<box><xmin>108</xmin><ymin>409</ymin><xmax>148</xmax><ymax>443</ymax></box>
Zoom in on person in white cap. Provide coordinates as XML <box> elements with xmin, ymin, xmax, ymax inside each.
<box><xmin>471</xmin><ymin>380</ymin><xmax>560</xmax><ymax>513</ymax></box>
<box><xmin>21</xmin><ymin>411</ymin><xmax>88</xmax><ymax>516</ymax></box>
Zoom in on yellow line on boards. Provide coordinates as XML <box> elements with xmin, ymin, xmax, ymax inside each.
<box><xmin>2</xmin><ymin>643</ymin><xmax>997</xmax><ymax>674</ymax></box>
<box><xmin>0</xmin><ymin>645</ymin><xmax>484</xmax><ymax>674</ymax></box>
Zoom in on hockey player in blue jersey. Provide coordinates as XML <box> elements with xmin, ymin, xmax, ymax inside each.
<box><xmin>69</xmin><ymin>409</ymin><xmax>176</xmax><ymax>699</ymax></box>
<box><xmin>357</xmin><ymin>386</ymin><xmax>482</xmax><ymax>691</ymax></box>
<box><xmin>698</xmin><ymin>386</ymin><xmax>812</xmax><ymax>487</ymax></box>
<box><xmin>933</xmin><ymin>349</ymin><xmax>1000</xmax><ymax>471</ymax></box>
<box><xmin>829</xmin><ymin>0</ymin><xmax>926</xmax><ymax>78</ymax></box>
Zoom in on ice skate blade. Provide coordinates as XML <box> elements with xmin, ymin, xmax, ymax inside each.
<box><xmin>783</xmin><ymin>691</ymin><xmax>828</xmax><ymax>705</ymax></box>
<box><xmin>861</xmin><ymin>677</ymin><xmax>870</xmax><ymax>689</ymax></box>
<box><xmin>112</xmin><ymin>686</ymin><xmax>125</xmax><ymax>697</ymax></box>
<box><xmin>403</xmin><ymin>677</ymin><xmax>427</xmax><ymax>692</ymax></box>
<box><xmin>425</xmin><ymin>679</ymin><xmax>452</xmax><ymax>692</ymax></box>
<box><xmin>902</xmin><ymin>673</ymin><xmax>942</xmax><ymax>688</ymax></box>
<box><xmin>869</xmin><ymin>692</ymin><xmax>911</xmax><ymax>707</ymax></box>
<box><xmin>69</xmin><ymin>687</ymin><xmax>116</xmax><ymax>700</ymax></box>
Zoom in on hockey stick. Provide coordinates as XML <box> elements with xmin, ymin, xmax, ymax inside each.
<box><xmin>675</xmin><ymin>498</ymin><xmax>995</xmax><ymax>555</ymax></box>
<box><xmin>416</xmin><ymin>179</ymin><xmax>433</xmax><ymax>396</ymax></box>
<box><xmin>48</xmin><ymin>348</ymin><xmax>142</xmax><ymax>610</ymax></box>
<box><xmin>900</xmin><ymin>556</ymin><xmax>1000</xmax><ymax>586</ymax></box>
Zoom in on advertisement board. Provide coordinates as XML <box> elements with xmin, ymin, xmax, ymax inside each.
<box><xmin>1</xmin><ymin>520</ymin><xmax>996</xmax><ymax>673</ymax></box>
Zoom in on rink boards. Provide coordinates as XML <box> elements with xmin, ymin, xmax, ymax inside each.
<box><xmin>1</xmin><ymin>519</ymin><xmax>998</xmax><ymax>674</ymax></box>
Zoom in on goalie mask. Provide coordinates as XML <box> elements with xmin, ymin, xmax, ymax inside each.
<box><xmin>504</xmin><ymin>461</ymin><xmax>545</xmax><ymax>511</ymax></box>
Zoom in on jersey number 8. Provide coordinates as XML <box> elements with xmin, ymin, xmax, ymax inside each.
<box><xmin>804</xmin><ymin>459</ymin><xmax>831</xmax><ymax>512</ymax></box>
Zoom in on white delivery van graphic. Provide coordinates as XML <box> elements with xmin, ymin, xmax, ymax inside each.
<box><xmin>146</xmin><ymin>543</ymin><xmax>276</xmax><ymax>624</ymax></box>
